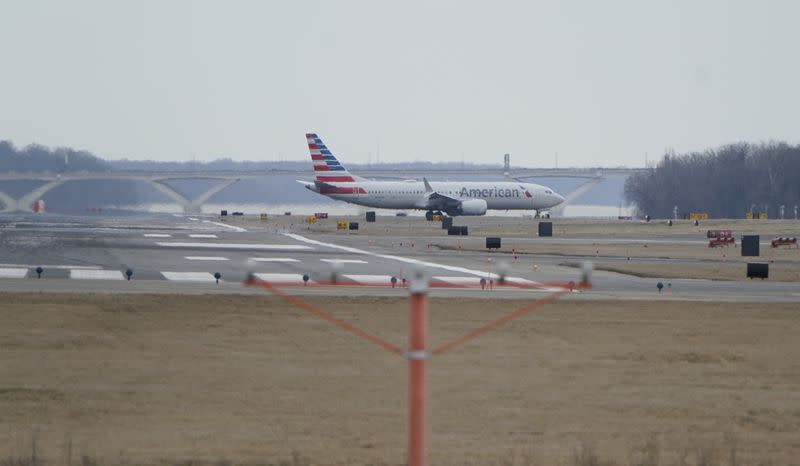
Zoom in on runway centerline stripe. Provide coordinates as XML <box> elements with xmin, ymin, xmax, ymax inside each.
<box><xmin>184</xmin><ymin>256</ymin><xmax>229</xmax><ymax>261</ymax></box>
<box><xmin>189</xmin><ymin>234</ymin><xmax>218</xmax><ymax>238</ymax></box>
<box><xmin>203</xmin><ymin>220</ymin><xmax>247</xmax><ymax>232</ymax></box>
<box><xmin>249</xmin><ymin>258</ymin><xmax>300</xmax><ymax>262</ymax></box>
<box><xmin>155</xmin><ymin>242</ymin><xmax>312</xmax><ymax>250</ymax></box>
<box><xmin>320</xmin><ymin>259</ymin><xmax>368</xmax><ymax>264</ymax></box>
<box><xmin>0</xmin><ymin>268</ymin><xmax>28</xmax><ymax>278</ymax></box>
<box><xmin>70</xmin><ymin>269</ymin><xmax>125</xmax><ymax>280</ymax></box>
<box><xmin>144</xmin><ymin>233</ymin><xmax>171</xmax><ymax>238</ymax></box>
<box><xmin>161</xmin><ymin>272</ymin><xmax>218</xmax><ymax>282</ymax></box>
<box><xmin>283</xmin><ymin>233</ymin><xmax>499</xmax><ymax>279</ymax></box>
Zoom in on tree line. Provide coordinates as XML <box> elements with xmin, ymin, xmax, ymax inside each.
<box><xmin>624</xmin><ymin>142</ymin><xmax>800</xmax><ymax>219</ymax></box>
<box><xmin>1</xmin><ymin>140</ymin><xmax>503</xmax><ymax>173</ymax></box>
<box><xmin>0</xmin><ymin>140</ymin><xmax>111</xmax><ymax>172</ymax></box>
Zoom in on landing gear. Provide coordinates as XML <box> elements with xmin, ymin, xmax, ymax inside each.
<box><xmin>534</xmin><ymin>210</ymin><xmax>550</xmax><ymax>219</ymax></box>
<box><xmin>425</xmin><ymin>210</ymin><xmax>443</xmax><ymax>221</ymax></box>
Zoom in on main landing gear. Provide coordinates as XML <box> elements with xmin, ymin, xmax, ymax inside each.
<box><xmin>425</xmin><ymin>210</ymin><xmax>443</xmax><ymax>221</ymax></box>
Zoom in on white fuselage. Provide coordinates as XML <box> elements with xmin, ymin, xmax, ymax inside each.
<box><xmin>308</xmin><ymin>180</ymin><xmax>564</xmax><ymax>212</ymax></box>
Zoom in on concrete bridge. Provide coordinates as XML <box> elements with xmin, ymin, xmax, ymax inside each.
<box><xmin>0</xmin><ymin>167</ymin><xmax>643</xmax><ymax>213</ymax></box>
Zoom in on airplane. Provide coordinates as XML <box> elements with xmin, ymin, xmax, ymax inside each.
<box><xmin>298</xmin><ymin>133</ymin><xmax>565</xmax><ymax>217</ymax></box>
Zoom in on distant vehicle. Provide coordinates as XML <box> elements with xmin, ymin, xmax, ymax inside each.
<box><xmin>232</xmin><ymin>211</ymin><xmax>244</xmax><ymax>216</ymax></box>
<box><xmin>298</xmin><ymin>133</ymin><xmax>564</xmax><ymax>217</ymax></box>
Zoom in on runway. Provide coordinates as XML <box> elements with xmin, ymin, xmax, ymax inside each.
<box><xmin>0</xmin><ymin>213</ymin><xmax>798</xmax><ymax>302</ymax></box>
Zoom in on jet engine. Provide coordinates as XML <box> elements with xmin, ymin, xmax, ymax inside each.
<box><xmin>449</xmin><ymin>199</ymin><xmax>487</xmax><ymax>216</ymax></box>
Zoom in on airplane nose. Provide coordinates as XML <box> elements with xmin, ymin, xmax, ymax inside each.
<box><xmin>555</xmin><ymin>193</ymin><xmax>565</xmax><ymax>205</ymax></box>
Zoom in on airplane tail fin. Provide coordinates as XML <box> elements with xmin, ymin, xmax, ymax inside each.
<box><xmin>306</xmin><ymin>133</ymin><xmax>359</xmax><ymax>182</ymax></box>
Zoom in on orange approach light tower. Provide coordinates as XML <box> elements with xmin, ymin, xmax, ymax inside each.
<box><xmin>245</xmin><ymin>263</ymin><xmax>592</xmax><ymax>466</ymax></box>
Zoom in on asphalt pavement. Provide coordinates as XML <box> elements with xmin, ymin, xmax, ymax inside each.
<box><xmin>0</xmin><ymin>213</ymin><xmax>797</xmax><ymax>302</ymax></box>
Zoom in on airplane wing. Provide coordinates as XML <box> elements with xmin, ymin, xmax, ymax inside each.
<box><xmin>420</xmin><ymin>177</ymin><xmax>461</xmax><ymax>211</ymax></box>
<box><xmin>295</xmin><ymin>179</ymin><xmax>335</xmax><ymax>194</ymax></box>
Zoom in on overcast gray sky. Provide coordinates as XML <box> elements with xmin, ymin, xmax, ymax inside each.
<box><xmin>1</xmin><ymin>1</ymin><xmax>798</xmax><ymax>166</ymax></box>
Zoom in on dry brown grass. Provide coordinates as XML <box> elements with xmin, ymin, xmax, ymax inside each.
<box><xmin>242</xmin><ymin>215</ymin><xmax>800</xmax><ymax>240</ymax></box>
<box><xmin>432</xmin><ymin>236</ymin><xmax>800</xmax><ymax>262</ymax></box>
<box><xmin>560</xmin><ymin>261</ymin><xmax>800</xmax><ymax>282</ymax></box>
<box><xmin>2</xmin><ymin>293</ymin><xmax>799</xmax><ymax>465</ymax></box>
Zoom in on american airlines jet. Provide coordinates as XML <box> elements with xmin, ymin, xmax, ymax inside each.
<box><xmin>299</xmin><ymin>133</ymin><xmax>565</xmax><ymax>217</ymax></box>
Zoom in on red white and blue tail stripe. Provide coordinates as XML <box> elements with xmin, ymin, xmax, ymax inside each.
<box><xmin>306</xmin><ymin>133</ymin><xmax>356</xmax><ymax>182</ymax></box>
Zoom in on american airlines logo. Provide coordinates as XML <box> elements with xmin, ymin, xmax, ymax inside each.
<box><xmin>459</xmin><ymin>187</ymin><xmax>525</xmax><ymax>198</ymax></box>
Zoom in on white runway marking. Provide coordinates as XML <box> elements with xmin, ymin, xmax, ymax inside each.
<box><xmin>284</xmin><ymin>233</ymin><xmax>499</xmax><ymax>279</ymax></box>
<box><xmin>188</xmin><ymin>217</ymin><xmax>199</xmax><ymax>221</ymax></box>
<box><xmin>320</xmin><ymin>259</ymin><xmax>368</xmax><ymax>264</ymax></box>
<box><xmin>253</xmin><ymin>273</ymin><xmax>314</xmax><ymax>285</ymax></box>
<box><xmin>0</xmin><ymin>264</ymin><xmax>102</xmax><ymax>270</ymax></box>
<box><xmin>249</xmin><ymin>258</ymin><xmax>300</xmax><ymax>263</ymax></box>
<box><xmin>503</xmin><ymin>277</ymin><xmax>543</xmax><ymax>286</ymax></box>
<box><xmin>189</xmin><ymin>234</ymin><xmax>218</xmax><ymax>238</ymax></box>
<box><xmin>161</xmin><ymin>272</ymin><xmax>219</xmax><ymax>282</ymax></box>
<box><xmin>184</xmin><ymin>256</ymin><xmax>229</xmax><ymax>261</ymax></box>
<box><xmin>70</xmin><ymin>269</ymin><xmax>125</xmax><ymax>280</ymax></box>
<box><xmin>342</xmin><ymin>274</ymin><xmax>394</xmax><ymax>285</ymax></box>
<box><xmin>156</xmin><ymin>242</ymin><xmax>312</xmax><ymax>251</ymax></box>
<box><xmin>0</xmin><ymin>268</ymin><xmax>28</xmax><ymax>278</ymax></box>
<box><xmin>203</xmin><ymin>220</ymin><xmax>247</xmax><ymax>232</ymax></box>
<box><xmin>433</xmin><ymin>276</ymin><xmax>481</xmax><ymax>286</ymax></box>
<box><xmin>144</xmin><ymin>233</ymin><xmax>172</xmax><ymax>238</ymax></box>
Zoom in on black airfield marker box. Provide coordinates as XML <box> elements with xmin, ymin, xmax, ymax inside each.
<box><xmin>741</xmin><ymin>235</ymin><xmax>760</xmax><ymax>257</ymax></box>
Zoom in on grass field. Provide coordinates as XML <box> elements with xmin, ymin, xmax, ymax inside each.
<box><xmin>248</xmin><ymin>215</ymin><xmax>800</xmax><ymax>241</ymax></box>
<box><xmin>2</xmin><ymin>293</ymin><xmax>799</xmax><ymax>465</ymax></box>
<box><xmin>559</xmin><ymin>261</ymin><xmax>800</xmax><ymax>283</ymax></box>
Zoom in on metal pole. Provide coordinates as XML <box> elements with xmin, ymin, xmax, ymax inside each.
<box><xmin>408</xmin><ymin>272</ymin><xmax>428</xmax><ymax>466</ymax></box>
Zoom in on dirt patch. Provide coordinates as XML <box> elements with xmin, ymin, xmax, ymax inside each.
<box><xmin>1</xmin><ymin>293</ymin><xmax>799</xmax><ymax>465</ymax></box>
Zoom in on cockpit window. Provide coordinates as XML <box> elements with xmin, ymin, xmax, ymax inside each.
<box><xmin>545</xmin><ymin>190</ymin><xmax>553</xmax><ymax>194</ymax></box>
